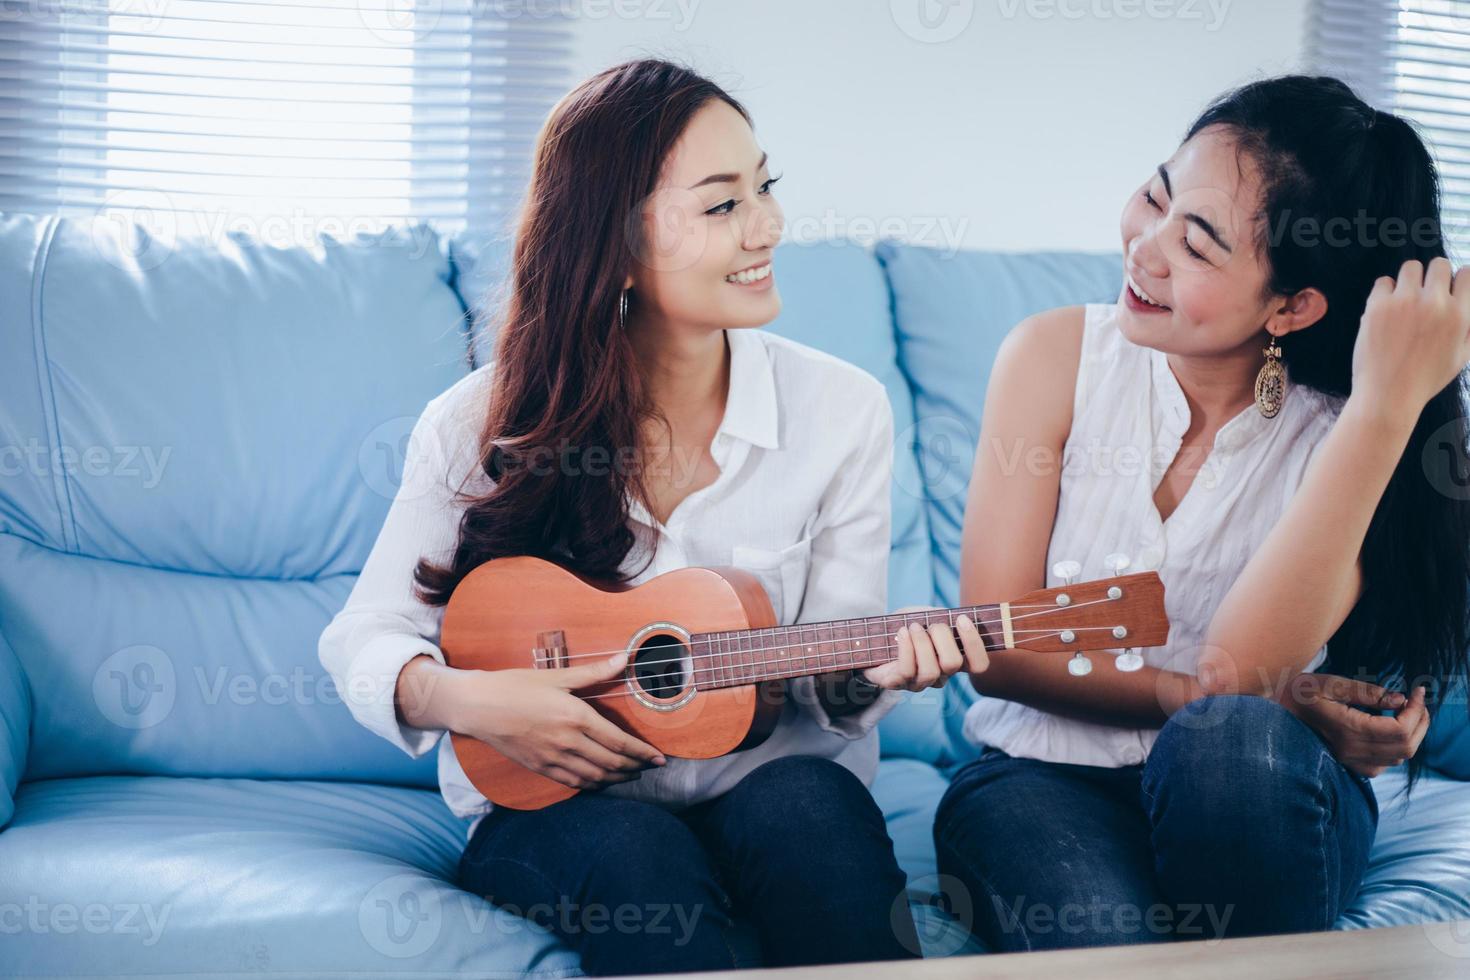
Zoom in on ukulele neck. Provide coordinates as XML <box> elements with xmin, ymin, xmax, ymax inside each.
<box><xmin>689</xmin><ymin>604</ymin><xmax>1003</xmax><ymax>690</ymax></box>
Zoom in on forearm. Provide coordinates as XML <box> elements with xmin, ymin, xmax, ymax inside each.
<box><xmin>972</xmin><ymin>648</ymin><xmax>1204</xmax><ymax>727</ymax></box>
<box><xmin>395</xmin><ymin>653</ymin><xmax>469</xmax><ymax>732</ymax></box>
<box><xmin>1202</xmin><ymin>396</ymin><xmax>1417</xmax><ymax>694</ymax></box>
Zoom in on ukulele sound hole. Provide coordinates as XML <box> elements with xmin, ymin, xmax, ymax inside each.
<box><xmin>632</xmin><ymin>633</ymin><xmax>691</xmax><ymax>701</ymax></box>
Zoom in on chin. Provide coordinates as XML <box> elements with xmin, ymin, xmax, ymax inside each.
<box><xmin>1115</xmin><ymin>298</ymin><xmax>1169</xmax><ymax>349</ymax></box>
<box><xmin>726</xmin><ymin>290</ymin><xmax>782</xmax><ymax>329</ymax></box>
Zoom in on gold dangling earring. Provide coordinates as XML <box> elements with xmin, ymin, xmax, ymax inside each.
<box><xmin>1254</xmin><ymin>333</ymin><xmax>1285</xmax><ymax>418</ymax></box>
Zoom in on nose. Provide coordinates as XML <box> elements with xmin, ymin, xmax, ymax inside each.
<box><xmin>1128</xmin><ymin>222</ymin><xmax>1169</xmax><ymax>283</ymax></box>
<box><xmin>740</xmin><ymin>193</ymin><xmax>783</xmax><ymax>252</ymax></box>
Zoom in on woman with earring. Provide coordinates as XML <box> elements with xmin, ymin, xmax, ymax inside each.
<box><xmin>929</xmin><ymin>76</ymin><xmax>1470</xmax><ymax>948</ymax></box>
<box><xmin>319</xmin><ymin>59</ymin><xmax>986</xmax><ymax>975</ymax></box>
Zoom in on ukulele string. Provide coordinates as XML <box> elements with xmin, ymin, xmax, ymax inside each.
<box><xmin>530</xmin><ymin>594</ymin><xmax>1123</xmax><ymax>667</ymax></box>
<box><xmin>572</xmin><ymin>622</ymin><xmax>1128</xmax><ymax>704</ymax></box>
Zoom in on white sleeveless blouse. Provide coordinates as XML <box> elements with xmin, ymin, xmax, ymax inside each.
<box><xmin>962</xmin><ymin>302</ymin><xmax>1346</xmax><ymax>767</ymax></box>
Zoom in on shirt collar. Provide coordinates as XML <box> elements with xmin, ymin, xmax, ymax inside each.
<box><xmin>718</xmin><ymin>327</ymin><xmax>780</xmax><ymax>450</ymax></box>
<box><xmin>1149</xmin><ymin>345</ymin><xmax>1278</xmax><ymax>452</ymax></box>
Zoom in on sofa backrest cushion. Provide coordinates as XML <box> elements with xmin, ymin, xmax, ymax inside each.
<box><xmin>0</xmin><ymin>214</ymin><xmax>468</xmax><ymax>786</ymax></box>
<box><xmin>875</xmin><ymin>243</ymin><xmax>1123</xmax><ymax>764</ymax></box>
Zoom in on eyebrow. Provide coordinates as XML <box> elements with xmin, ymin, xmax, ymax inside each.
<box><xmin>1158</xmin><ymin>164</ymin><xmax>1234</xmax><ymax>254</ymax></box>
<box><xmin>690</xmin><ymin>152</ymin><xmax>768</xmax><ymax>190</ymax></box>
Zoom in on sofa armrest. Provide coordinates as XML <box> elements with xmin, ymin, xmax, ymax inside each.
<box><xmin>0</xmin><ymin>629</ymin><xmax>30</xmax><ymax>830</ymax></box>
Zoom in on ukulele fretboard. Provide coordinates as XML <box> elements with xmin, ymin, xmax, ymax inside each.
<box><xmin>690</xmin><ymin>604</ymin><xmax>1005</xmax><ymax>689</ymax></box>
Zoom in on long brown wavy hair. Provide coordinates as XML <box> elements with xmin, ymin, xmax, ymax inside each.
<box><xmin>414</xmin><ymin>60</ymin><xmax>750</xmax><ymax>607</ymax></box>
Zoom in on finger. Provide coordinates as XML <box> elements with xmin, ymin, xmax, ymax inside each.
<box><xmin>586</xmin><ymin>767</ymin><xmax>642</xmax><ymax>787</ymax></box>
<box><xmin>955</xmin><ymin>614</ymin><xmax>991</xmax><ymax>674</ymax></box>
<box><xmin>888</xmin><ymin>624</ymin><xmax>917</xmax><ymax>689</ymax></box>
<box><xmin>1368</xmin><ymin>274</ymin><xmax>1396</xmax><ymax>306</ymax></box>
<box><xmin>554</xmin><ymin>751</ymin><xmax>616</xmax><ymax>786</ymax></box>
<box><xmin>553</xmin><ymin>652</ymin><xmax>631</xmax><ymax>690</ymax></box>
<box><xmin>573</xmin><ymin>733</ymin><xmax>650</xmax><ymax>774</ymax></box>
<box><xmin>1317</xmin><ymin>675</ymin><xmax>1407</xmax><ymax>711</ymax></box>
<box><xmin>1399</xmin><ymin>259</ymin><xmax>1426</xmax><ymax>291</ymax></box>
<box><xmin>1348</xmin><ymin>709</ymin><xmax>1422</xmax><ymax>744</ymax></box>
<box><xmin>927</xmin><ymin>622</ymin><xmax>966</xmax><ymax>680</ymax></box>
<box><xmin>1452</xmin><ymin>266</ymin><xmax>1470</xmax><ymax>317</ymax></box>
<box><xmin>860</xmin><ymin>661</ymin><xmax>902</xmax><ymax>690</ymax></box>
<box><xmin>1409</xmin><ymin>701</ymin><xmax>1432</xmax><ymax>756</ymax></box>
<box><xmin>581</xmin><ymin>709</ymin><xmax>667</xmax><ymax>766</ymax></box>
<box><xmin>1312</xmin><ymin>698</ymin><xmax>1409</xmax><ymax>744</ymax></box>
<box><xmin>542</xmin><ymin>764</ymin><xmax>591</xmax><ymax>791</ymax></box>
<box><xmin>1394</xmin><ymin>685</ymin><xmax>1429</xmax><ymax>736</ymax></box>
<box><xmin>1426</xmin><ymin>256</ymin><xmax>1453</xmax><ymax>294</ymax></box>
<box><xmin>907</xmin><ymin>623</ymin><xmax>942</xmax><ymax>691</ymax></box>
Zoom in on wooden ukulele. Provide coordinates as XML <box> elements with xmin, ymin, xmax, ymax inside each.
<box><xmin>440</xmin><ymin>556</ymin><xmax>1169</xmax><ymax>810</ymax></box>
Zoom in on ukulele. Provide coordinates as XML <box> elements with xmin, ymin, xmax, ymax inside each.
<box><xmin>440</xmin><ymin>556</ymin><xmax>1169</xmax><ymax>810</ymax></box>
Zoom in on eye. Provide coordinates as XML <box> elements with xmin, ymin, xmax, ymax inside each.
<box><xmin>1144</xmin><ymin>190</ymin><xmax>1162</xmax><ymax>211</ymax></box>
<box><xmin>705</xmin><ymin>199</ymin><xmax>737</xmax><ymax>216</ymax></box>
<box><xmin>759</xmin><ymin>174</ymin><xmax>782</xmax><ymax>195</ymax></box>
<box><xmin>1182</xmin><ymin>236</ymin><xmax>1207</xmax><ymax>262</ymax></box>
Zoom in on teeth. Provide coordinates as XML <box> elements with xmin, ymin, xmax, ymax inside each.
<box><xmin>725</xmin><ymin>263</ymin><xmax>772</xmax><ymax>284</ymax></box>
<box><xmin>1129</xmin><ymin>275</ymin><xmax>1167</xmax><ymax>309</ymax></box>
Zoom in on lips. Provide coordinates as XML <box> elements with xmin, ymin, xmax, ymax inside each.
<box><xmin>1125</xmin><ymin>273</ymin><xmax>1171</xmax><ymax>312</ymax></box>
<box><xmin>724</xmin><ymin>262</ymin><xmax>772</xmax><ymax>285</ymax></box>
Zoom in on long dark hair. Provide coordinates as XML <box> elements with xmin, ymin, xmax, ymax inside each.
<box><xmin>414</xmin><ymin>60</ymin><xmax>750</xmax><ymax>606</ymax></box>
<box><xmin>1187</xmin><ymin>75</ymin><xmax>1470</xmax><ymax>778</ymax></box>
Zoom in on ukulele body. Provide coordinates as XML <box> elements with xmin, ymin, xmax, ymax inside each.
<box><xmin>440</xmin><ymin>555</ymin><xmax>786</xmax><ymax>811</ymax></box>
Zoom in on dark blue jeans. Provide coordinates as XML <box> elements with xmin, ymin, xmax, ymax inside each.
<box><xmin>933</xmin><ymin>695</ymin><xmax>1378</xmax><ymax>951</ymax></box>
<box><xmin>457</xmin><ymin>755</ymin><xmax>921</xmax><ymax>975</ymax></box>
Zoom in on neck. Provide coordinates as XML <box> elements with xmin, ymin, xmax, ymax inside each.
<box><xmin>1162</xmin><ymin>331</ymin><xmax>1271</xmax><ymax>430</ymax></box>
<box><xmin>690</xmin><ymin>603</ymin><xmax>1005</xmax><ymax>689</ymax></box>
<box><xmin>627</xmin><ymin>316</ymin><xmax>729</xmax><ymax>421</ymax></box>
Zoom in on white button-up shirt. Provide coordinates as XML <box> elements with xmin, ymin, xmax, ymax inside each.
<box><xmin>319</xmin><ymin>326</ymin><xmax>903</xmax><ymax>839</ymax></box>
<box><xmin>963</xmin><ymin>302</ymin><xmax>1342</xmax><ymax>767</ymax></box>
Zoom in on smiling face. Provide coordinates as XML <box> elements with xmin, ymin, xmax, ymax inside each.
<box><xmin>1118</xmin><ymin>124</ymin><xmax>1320</xmax><ymax>357</ymax></box>
<box><xmin>628</xmin><ymin>99</ymin><xmax>784</xmax><ymax>334</ymax></box>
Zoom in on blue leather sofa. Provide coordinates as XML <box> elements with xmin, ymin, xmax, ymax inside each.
<box><xmin>2</xmin><ymin>212</ymin><xmax>1468</xmax><ymax>977</ymax></box>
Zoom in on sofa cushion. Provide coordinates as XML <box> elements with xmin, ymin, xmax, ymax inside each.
<box><xmin>0</xmin><ymin>532</ymin><xmax>436</xmax><ymax>788</ymax></box>
<box><xmin>0</xmin><ymin>764</ymin><xmax>985</xmax><ymax>976</ymax></box>
<box><xmin>0</xmin><ymin>214</ymin><xmax>470</xmax><ymax>784</ymax></box>
<box><xmin>1340</xmin><ymin>767</ymin><xmax>1470</xmax><ymax>929</ymax></box>
<box><xmin>0</xmin><ymin>775</ymin><xmax>585</xmax><ymax>978</ymax></box>
<box><xmin>0</xmin><ymin>214</ymin><xmax>469</xmax><ymax>579</ymax></box>
<box><xmin>1425</xmin><ymin>681</ymin><xmax>1470</xmax><ymax>780</ymax></box>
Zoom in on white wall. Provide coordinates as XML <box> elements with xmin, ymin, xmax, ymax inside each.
<box><xmin>568</xmin><ymin>0</ymin><xmax>1311</xmax><ymax>252</ymax></box>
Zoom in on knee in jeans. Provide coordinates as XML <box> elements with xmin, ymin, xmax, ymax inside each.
<box><xmin>730</xmin><ymin>756</ymin><xmax>882</xmax><ymax>835</ymax></box>
<box><xmin>1147</xmin><ymin>694</ymin><xmax>1322</xmax><ymax>807</ymax></box>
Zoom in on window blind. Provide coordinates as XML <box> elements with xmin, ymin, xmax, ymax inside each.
<box><xmin>0</xmin><ymin>0</ymin><xmax>573</xmax><ymax>240</ymax></box>
<box><xmin>1308</xmin><ymin>0</ymin><xmax>1470</xmax><ymax>258</ymax></box>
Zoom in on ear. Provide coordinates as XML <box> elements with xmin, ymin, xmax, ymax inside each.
<box><xmin>1266</xmin><ymin>287</ymin><xmax>1327</xmax><ymax>337</ymax></box>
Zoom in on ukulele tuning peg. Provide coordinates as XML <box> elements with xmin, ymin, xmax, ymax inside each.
<box><xmin>1115</xmin><ymin>648</ymin><xmax>1144</xmax><ymax>673</ymax></box>
<box><xmin>1051</xmin><ymin>560</ymin><xmax>1082</xmax><ymax>585</ymax></box>
<box><xmin>1104</xmin><ymin>553</ymin><xmax>1132</xmax><ymax>576</ymax></box>
<box><xmin>1067</xmin><ymin>652</ymin><xmax>1093</xmax><ymax>677</ymax></box>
